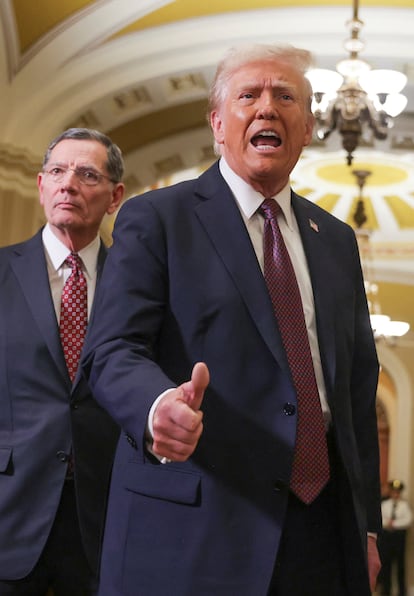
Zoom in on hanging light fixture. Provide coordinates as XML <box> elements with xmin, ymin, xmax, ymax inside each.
<box><xmin>351</xmin><ymin>169</ymin><xmax>410</xmax><ymax>342</ymax></box>
<box><xmin>306</xmin><ymin>0</ymin><xmax>408</xmax><ymax>166</ymax></box>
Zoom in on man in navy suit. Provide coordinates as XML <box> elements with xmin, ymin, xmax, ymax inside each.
<box><xmin>83</xmin><ymin>44</ymin><xmax>382</xmax><ymax>595</ymax></box>
<box><xmin>0</xmin><ymin>128</ymin><xmax>124</xmax><ymax>595</ymax></box>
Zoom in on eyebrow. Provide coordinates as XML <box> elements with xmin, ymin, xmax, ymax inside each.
<box><xmin>48</xmin><ymin>161</ymin><xmax>100</xmax><ymax>171</ymax></box>
<box><xmin>236</xmin><ymin>79</ymin><xmax>298</xmax><ymax>92</ymax></box>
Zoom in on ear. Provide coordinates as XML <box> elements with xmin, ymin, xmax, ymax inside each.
<box><xmin>107</xmin><ymin>183</ymin><xmax>125</xmax><ymax>215</ymax></box>
<box><xmin>37</xmin><ymin>172</ymin><xmax>45</xmax><ymax>206</ymax></box>
<box><xmin>210</xmin><ymin>110</ymin><xmax>225</xmax><ymax>145</ymax></box>
<box><xmin>303</xmin><ymin>112</ymin><xmax>315</xmax><ymax>147</ymax></box>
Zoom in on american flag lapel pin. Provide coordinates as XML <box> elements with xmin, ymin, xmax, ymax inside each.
<box><xmin>309</xmin><ymin>219</ymin><xmax>319</xmax><ymax>233</ymax></box>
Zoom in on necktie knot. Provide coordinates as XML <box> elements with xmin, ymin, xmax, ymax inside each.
<box><xmin>260</xmin><ymin>198</ymin><xmax>280</xmax><ymax>221</ymax></box>
<box><xmin>65</xmin><ymin>252</ymin><xmax>83</xmax><ymax>273</ymax></box>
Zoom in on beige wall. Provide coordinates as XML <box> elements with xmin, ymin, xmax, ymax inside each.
<box><xmin>0</xmin><ymin>143</ymin><xmax>44</xmax><ymax>246</ymax></box>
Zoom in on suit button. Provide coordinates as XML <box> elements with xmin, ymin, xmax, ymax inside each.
<box><xmin>283</xmin><ymin>403</ymin><xmax>296</xmax><ymax>416</ymax></box>
<box><xmin>273</xmin><ymin>479</ymin><xmax>287</xmax><ymax>492</ymax></box>
<box><xmin>56</xmin><ymin>451</ymin><xmax>69</xmax><ymax>463</ymax></box>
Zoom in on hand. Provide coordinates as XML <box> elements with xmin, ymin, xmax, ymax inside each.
<box><xmin>367</xmin><ymin>534</ymin><xmax>381</xmax><ymax>593</ymax></box>
<box><xmin>152</xmin><ymin>362</ymin><xmax>210</xmax><ymax>462</ymax></box>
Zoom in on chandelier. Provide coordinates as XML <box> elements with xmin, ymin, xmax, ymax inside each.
<box><xmin>351</xmin><ymin>169</ymin><xmax>410</xmax><ymax>342</ymax></box>
<box><xmin>306</xmin><ymin>0</ymin><xmax>408</xmax><ymax>166</ymax></box>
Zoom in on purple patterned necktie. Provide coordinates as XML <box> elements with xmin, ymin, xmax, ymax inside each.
<box><xmin>260</xmin><ymin>199</ymin><xmax>329</xmax><ymax>504</ymax></box>
<box><xmin>59</xmin><ymin>253</ymin><xmax>88</xmax><ymax>382</ymax></box>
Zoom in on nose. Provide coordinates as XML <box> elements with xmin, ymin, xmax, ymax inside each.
<box><xmin>257</xmin><ymin>92</ymin><xmax>278</xmax><ymax>120</ymax></box>
<box><xmin>59</xmin><ymin>168</ymin><xmax>78</xmax><ymax>190</ymax></box>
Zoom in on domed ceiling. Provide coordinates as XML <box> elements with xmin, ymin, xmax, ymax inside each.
<box><xmin>0</xmin><ymin>0</ymin><xmax>413</xmax><ymax>340</ymax></box>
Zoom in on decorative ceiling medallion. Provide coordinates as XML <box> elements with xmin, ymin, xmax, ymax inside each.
<box><xmin>292</xmin><ymin>150</ymin><xmax>414</xmax><ymax>241</ymax></box>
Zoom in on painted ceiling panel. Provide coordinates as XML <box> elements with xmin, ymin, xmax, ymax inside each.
<box><xmin>110</xmin><ymin>0</ymin><xmax>414</xmax><ymax>37</ymax></box>
<box><xmin>12</xmin><ymin>0</ymin><xmax>94</xmax><ymax>52</ymax></box>
<box><xmin>110</xmin><ymin>0</ymin><xmax>350</xmax><ymax>37</ymax></box>
<box><xmin>12</xmin><ymin>0</ymin><xmax>414</xmax><ymax>51</ymax></box>
<box><xmin>383</xmin><ymin>196</ymin><xmax>414</xmax><ymax>228</ymax></box>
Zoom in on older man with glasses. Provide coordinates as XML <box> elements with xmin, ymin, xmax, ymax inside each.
<box><xmin>0</xmin><ymin>128</ymin><xmax>124</xmax><ymax>596</ymax></box>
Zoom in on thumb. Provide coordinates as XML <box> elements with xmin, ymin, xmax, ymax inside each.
<box><xmin>182</xmin><ymin>362</ymin><xmax>210</xmax><ymax>412</ymax></box>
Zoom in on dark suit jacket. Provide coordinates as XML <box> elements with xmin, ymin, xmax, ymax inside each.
<box><xmin>0</xmin><ymin>230</ymin><xmax>119</xmax><ymax>580</ymax></box>
<box><xmin>83</xmin><ymin>162</ymin><xmax>382</xmax><ymax>596</ymax></box>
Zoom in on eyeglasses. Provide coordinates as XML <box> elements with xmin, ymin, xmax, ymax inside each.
<box><xmin>44</xmin><ymin>165</ymin><xmax>116</xmax><ymax>186</ymax></box>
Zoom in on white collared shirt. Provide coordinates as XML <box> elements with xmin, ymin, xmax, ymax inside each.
<box><xmin>42</xmin><ymin>223</ymin><xmax>100</xmax><ymax>322</ymax></box>
<box><xmin>219</xmin><ymin>158</ymin><xmax>330</xmax><ymax>423</ymax></box>
<box><xmin>381</xmin><ymin>497</ymin><xmax>413</xmax><ymax>530</ymax></box>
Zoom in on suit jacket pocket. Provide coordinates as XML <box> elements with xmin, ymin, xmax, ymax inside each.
<box><xmin>0</xmin><ymin>447</ymin><xmax>12</xmax><ymax>473</ymax></box>
<box><xmin>124</xmin><ymin>463</ymin><xmax>200</xmax><ymax>505</ymax></box>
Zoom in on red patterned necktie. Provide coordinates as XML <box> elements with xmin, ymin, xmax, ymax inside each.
<box><xmin>59</xmin><ymin>253</ymin><xmax>88</xmax><ymax>382</ymax></box>
<box><xmin>260</xmin><ymin>199</ymin><xmax>329</xmax><ymax>504</ymax></box>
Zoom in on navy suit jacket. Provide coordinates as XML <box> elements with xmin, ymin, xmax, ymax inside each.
<box><xmin>0</xmin><ymin>230</ymin><xmax>119</xmax><ymax>580</ymax></box>
<box><xmin>84</xmin><ymin>162</ymin><xmax>381</xmax><ymax>595</ymax></box>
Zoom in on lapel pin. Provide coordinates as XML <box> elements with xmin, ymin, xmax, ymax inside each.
<box><xmin>309</xmin><ymin>219</ymin><xmax>319</xmax><ymax>233</ymax></box>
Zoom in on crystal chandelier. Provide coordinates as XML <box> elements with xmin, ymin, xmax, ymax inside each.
<box><xmin>306</xmin><ymin>0</ymin><xmax>408</xmax><ymax>166</ymax></box>
<box><xmin>351</xmin><ymin>169</ymin><xmax>410</xmax><ymax>342</ymax></box>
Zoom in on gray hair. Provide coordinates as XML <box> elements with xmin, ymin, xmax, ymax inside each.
<box><xmin>208</xmin><ymin>43</ymin><xmax>314</xmax><ymax>114</ymax></box>
<box><xmin>42</xmin><ymin>127</ymin><xmax>124</xmax><ymax>183</ymax></box>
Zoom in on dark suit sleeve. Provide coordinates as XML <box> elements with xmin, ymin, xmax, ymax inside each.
<box><xmin>82</xmin><ymin>194</ymin><xmax>179</xmax><ymax>443</ymax></box>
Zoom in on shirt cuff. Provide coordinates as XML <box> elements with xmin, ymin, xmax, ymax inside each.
<box><xmin>146</xmin><ymin>387</ymin><xmax>175</xmax><ymax>464</ymax></box>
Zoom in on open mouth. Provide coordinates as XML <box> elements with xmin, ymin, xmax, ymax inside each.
<box><xmin>251</xmin><ymin>130</ymin><xmax>282</xmax><ymax>149</ymax></box>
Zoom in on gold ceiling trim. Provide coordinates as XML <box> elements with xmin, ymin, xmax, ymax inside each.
<box><xmin>383</xmin><ymin>196</ymin><xmax>414</xmax><ymax>228</ymax></box>
<box><xmin>4</xmin><ymin>0</ymin><xmax>106</xmax><ymax>77</ymax></box>
<box><xmin>6</xmin><ymin>0</ymin><xmax>414</xmax><ymax>69</ymax></box>
<box><xmin>316</xmin><ymin>162</ymin><xmax>408</xmax><ymax>186</ymax></box>
<box><xmin>109</xmin><ymin>0</ymin><xmax>414</xmax><ymax>38</ymax></box>
<box><xmin>313</xmin><ymin>193</ymin><xmax>341</xmax><ymax>213</ymax></box>
<box><xmin>12</xmin><ymin>0</ymin><xmax>94</xmax><ymax>53</ymax></box>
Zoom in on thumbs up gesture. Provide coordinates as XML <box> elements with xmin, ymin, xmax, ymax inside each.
<box><xmin>152</xmin><ymin>362</ymin><xmax>210</xmax><ymax>462</ymax></box>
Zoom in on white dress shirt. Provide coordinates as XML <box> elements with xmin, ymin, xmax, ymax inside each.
<box><xmin>381</xmin><ymin>497</ymin><xmax>413</xmax><ymax>530</ymax></box>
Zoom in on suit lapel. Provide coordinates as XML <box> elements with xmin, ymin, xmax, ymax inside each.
<box><xmin>292</xmin><ymin>193</ymin><xmax>336</xmax><ymax>392</ymax></box>
<box><xmin>194</xmin><ymin>165</ymin><xmax>290</xmax><ymax>373</ymax></box>
<box><xmin>87</xmin><ymin>241</ymin><xmax>107</xmax><ymax>327</ymax></box>
<box><xmin>10</xmin><ymin>231</ymin><xmax>68</xmax><ymax>381</ymax></box>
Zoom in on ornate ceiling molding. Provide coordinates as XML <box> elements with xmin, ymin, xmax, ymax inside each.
<box><xmin>0</xmin><ymin>142</ymin><xmax>40</xmax><ymax>195</ymax></box>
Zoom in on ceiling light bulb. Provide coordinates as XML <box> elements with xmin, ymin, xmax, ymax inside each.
<box><xmin>359</xmin><ymin>69</ymin><xmax>407</xmax><ymax>95</ymax></box>
<box><xmin>306</xmin><ymin>68</ymin><xmax>343</xmax><ymax>94</ymax></box>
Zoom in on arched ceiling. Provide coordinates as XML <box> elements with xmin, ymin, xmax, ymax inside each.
<box><xmin>0</xmin><ymin>0</ymin><xmax>413</xmax><ymax>340</ymax></box>
<box><xmin>2</xmin><ymin>1</ymin><xmax>414</xmax><ymax>162</ymax></box>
